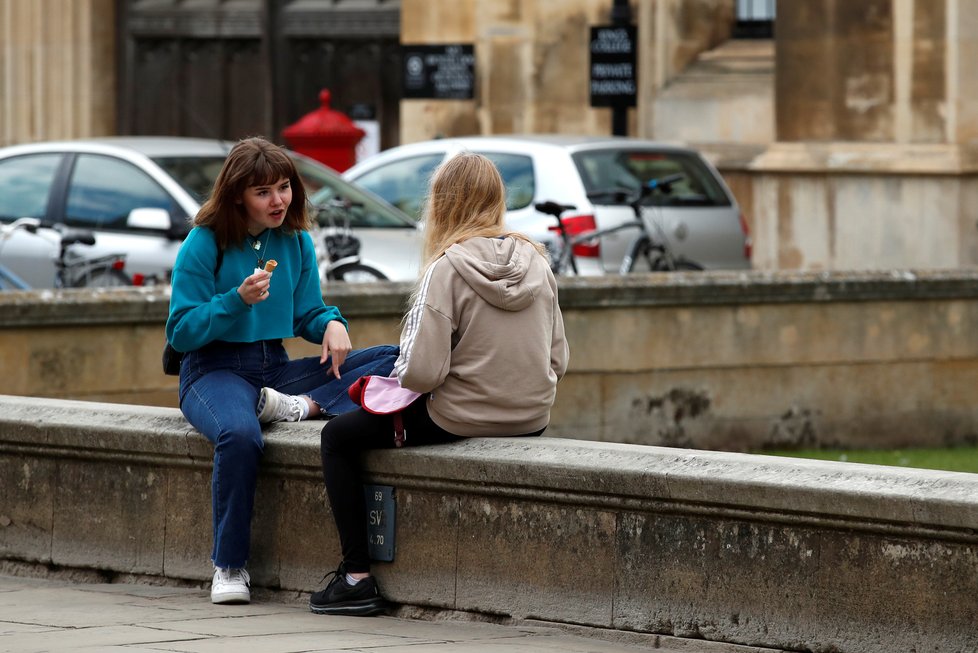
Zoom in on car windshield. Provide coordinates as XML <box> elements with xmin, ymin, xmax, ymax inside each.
<box><xmin>152</xmin><ymin>156</ymin><xmax>226</xmax><ymax>204</ymax></box>
<box><xmin>154</xmin><ymin>153</ymin><xmax>415</xmax><ymax>229</ymax></box>
<box><xmin>572</xmin><ymin>149</ymin><xmax>731</xmax><ymax>207</ymax></box>
<box><xmin>303</xmin><ymin>160</ymin><xmax>416</xmax><ymax>229</ymax></box>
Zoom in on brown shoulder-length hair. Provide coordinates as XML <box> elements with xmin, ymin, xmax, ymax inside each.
<box><xmin>194</xmin><ymin>136</ymin><xmax>311</xmax><ymax>249</ymax></box>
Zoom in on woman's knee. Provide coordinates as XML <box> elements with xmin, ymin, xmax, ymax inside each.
<box><xmin>320</xmin><ymin>410</ymin><xmax>376</xmax><ymax>456</ymax></box>
<box><xmin>215</xmin><ymin>423</ymin><xmax>265</xmax><ymax>460</ymax></box>
<box><xmin>320</xmin><ymin>418</ymin><xmax>347</xmax><ymax>456</ymax></box>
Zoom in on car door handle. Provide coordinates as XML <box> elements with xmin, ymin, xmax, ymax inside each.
<box><xmin>673</xmin><ymin>222</ymin><xmax>689</xmax><ymax>240</ymax></box>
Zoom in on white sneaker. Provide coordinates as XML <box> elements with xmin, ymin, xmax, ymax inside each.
<box><xmin>256</xmin><ymin>387</ymin><xmax>304</xmax><ymax>423</ymax></box>
<box><xmin>211</xmin><ymin>566</ymin><xmax>251</xmax><ymax>604</ymax></box>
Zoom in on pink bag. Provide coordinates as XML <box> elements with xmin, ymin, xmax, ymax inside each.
<box><xmin>347</xmin><ymin>375</ymin><xmax>422</xmax><ymax>447</ymax></box>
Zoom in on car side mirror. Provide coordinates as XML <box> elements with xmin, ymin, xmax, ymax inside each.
<box><xmin>127</xmin><ymin>207</ymin><xmax>172</xmax><ymax>231</ymax></box>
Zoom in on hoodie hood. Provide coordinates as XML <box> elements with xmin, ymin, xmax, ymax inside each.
<box><xmin>444</xmin><ymin>236</ymin><xmax>545</xmax><ymax>311</ymax></box>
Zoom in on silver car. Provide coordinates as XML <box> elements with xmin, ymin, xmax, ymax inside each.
<box><xmin>344</xmin><ymin>135</ymin><xmax>751</xmax><ymax>274</ymax></box>
<box><xmin>0</xmin><ymin>137</ymin><xmax>421</xmax><ymax>288</ymax></box>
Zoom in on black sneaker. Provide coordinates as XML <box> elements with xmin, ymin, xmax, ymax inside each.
<box><xmin>309</xmin><ymin>565</ymin><xmax>387</xmax><ymax>616</ymax></box>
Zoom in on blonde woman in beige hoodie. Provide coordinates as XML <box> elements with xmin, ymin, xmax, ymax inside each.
<box><xmin>310</xmin><ymin>152</ymin><xmax>569</xmax><ymax>617</ymax></box>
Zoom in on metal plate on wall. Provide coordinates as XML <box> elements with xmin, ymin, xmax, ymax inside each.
<box><xmin>363</xmin><ymin>484</ymin><xmax>395</xmax><ymax>562</ymax></box>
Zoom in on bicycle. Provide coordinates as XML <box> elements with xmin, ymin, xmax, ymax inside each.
<box><xmin>312</xmin><ymin>199</ymin><xmax>388</xmax><ymax>283</ymax></box>
<box><xmin>538</xmin><ymin>173</ymin><xmax>703</xmax><ymax>276</ymax></box>
<box><xmin>0</xmin><ymin>217</ymin><xmax>132</xmax><ymax>290</ymax></box>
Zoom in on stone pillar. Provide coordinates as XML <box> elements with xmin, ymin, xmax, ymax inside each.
<box><xmin>775</xmin><ymin>0</ymin><xmax>978</xmax><ymax>145</ymax></box>
<box><xmin>947</xmin><ymin>0</ymin><xmax>978</xmax><ymax>143</ymax></box>
<box><xmin>776</xmin><ymin>0</ymin><xmax>896</xmax><ymax>142</ymax></box>
<box><xmin>750</xmin><ymin>0</ymin><xmax>978</xmax><ymax>271</ymax></box>
<box><xmin>0</xmin><ymin>0</ymin><xmax>116</xmax><ymax>146</ymax></box>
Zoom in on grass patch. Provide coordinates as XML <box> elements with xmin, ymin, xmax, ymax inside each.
<box><xmin>758</xmin><ymin>447</ymin><xmax>978</xmax><ymax>474</ymax></box>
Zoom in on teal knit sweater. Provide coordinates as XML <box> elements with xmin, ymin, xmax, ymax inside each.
<box><xmin>165</xmin><ymin>226</ymin><xmax>347</xmax><ymax>353</ymax></box>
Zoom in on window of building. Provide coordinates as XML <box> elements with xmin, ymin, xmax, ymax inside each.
<box><xmin>733</xmin><ymin>0</ymin><xmax>775</xmax><ymax>39</ymax></box>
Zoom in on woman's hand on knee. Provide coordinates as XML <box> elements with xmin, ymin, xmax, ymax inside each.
<box><xmin>321</xmin><ymin>320</ymin><xmax>352</xmax><ymax>378</ymax></box>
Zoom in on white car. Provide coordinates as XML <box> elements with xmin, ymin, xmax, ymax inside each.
<box><xmin>0</xmin><ymin>137</ymin><xmax>421</xmax><ymax>288</ymax></box>
<box><xmin>344</xmin><ymin>135</ymin><xmax>751</xmax><ymax>274</ymax></box>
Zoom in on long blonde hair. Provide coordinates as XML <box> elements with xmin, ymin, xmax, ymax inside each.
<box><xmin>420</xmin><ymin>152</ymin><xmax>544</xmax><ymax>269</ymax></box>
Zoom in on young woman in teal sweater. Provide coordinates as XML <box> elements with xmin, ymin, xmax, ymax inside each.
<box><xmin>165</xmin><ymin>137</ymin><xmax>397</xmax><ymax>605</ymax></box>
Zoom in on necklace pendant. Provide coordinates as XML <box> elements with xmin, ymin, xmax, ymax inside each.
<box><xmin>253</xmin><ymin>240</ymin><xmax>261</xmax><ymax>250</ymax></box>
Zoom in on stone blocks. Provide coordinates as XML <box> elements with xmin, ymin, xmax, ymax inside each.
<box><xmin>2</xmin><ymin>395</ymin><xmax>978</xmax><ymax>652</ymax></box>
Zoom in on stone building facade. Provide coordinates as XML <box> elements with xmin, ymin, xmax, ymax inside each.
<box><xmin>1</xmin><ymin>0</ymin><xmax>117</xmax><ymax>142</ymax></box>
<box><xmin>2</xmin><ymin>0</ymin><xmax>976</xmax><ymax>271</ymax></box>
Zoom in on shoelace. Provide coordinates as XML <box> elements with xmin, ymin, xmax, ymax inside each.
<box><xmin>216</xmin><ymin>567</ymin><xmax>250</xmax><ymax>586</ymax></box>
<box><xmin>285</xmin><ymin>395</ymin><xmax>304</xmax><ymax>421</ymax></box>
<box><xmin>318</xmin><ymin>566</ymin><xmax>342</xmax><ymax>587</ymax></box>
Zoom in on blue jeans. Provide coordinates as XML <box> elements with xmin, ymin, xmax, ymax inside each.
<box><xmin>178</xmin><ymin>339</ymin><xmax>398</xmax><ymax>569</ymax></box>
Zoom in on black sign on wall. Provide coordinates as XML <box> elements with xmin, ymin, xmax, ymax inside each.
<box><xmin>402</xmin><ymin>44</ymin><xmax>476</xmax><ymax>100</ymax></box>
<box><xmin>364</xmin><ymin>484</ymin><xmax>395</xmax><ymax>562</ymax></box>
<box><xmin>589</xmin><ymin>26</ymin><xmax>637</xmax><ymax>107</ymax></box>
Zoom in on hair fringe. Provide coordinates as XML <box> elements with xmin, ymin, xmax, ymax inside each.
<box><xmin>194</xmin><ymin>136</ymin><xmax>311</xmax><ymax>250</ymax></box>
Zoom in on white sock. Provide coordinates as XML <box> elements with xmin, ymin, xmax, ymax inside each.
<box><xmin>345</xmin><ymin>573</ymin><xmax>361</xmax><ymax>586</ymax></box>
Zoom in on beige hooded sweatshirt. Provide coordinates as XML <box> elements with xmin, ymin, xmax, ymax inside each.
<box><xmin>394</xmin><ymin>236</ymin><xmax>569</xmax><ymax>437</ymax></box>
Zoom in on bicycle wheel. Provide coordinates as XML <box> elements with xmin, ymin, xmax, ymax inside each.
<box><xmin>627</xmin><ymin>238</ymin><xmax>703</xmax><ymax>273</ymax></box>
<box><xmin>624</xmin><ymin>237</ymin><xmax>660</xmax><ymax>273</ymax></box>
<box><xmin>670</xmin><ymin>258</ymin><xmax>704</xmax><ymax>272</ymax></box>
<box><xmin>329</xmin><ymin>263</ymin><xmax>388</xmax><ymax>283</ymax></box>
<box><xmin>655</xmin><ymin>256</ymin><xmax>703</xmax><ymax>272</ymax></box>
<box><xmin>74</xmin><ymin>268</ymin><xmax>132</xmax><ymax>288</ymax></box>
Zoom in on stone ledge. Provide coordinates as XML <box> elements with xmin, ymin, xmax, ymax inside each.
<box><xmin>1</xmin><ymin>395</ymin><xmax>976</xmax><ymax>652</ymax></box>
<box><xmin>4</xmin><ymin>269</ymin><xmax>978</xmax><ymax>328</ymax></box>
<box><xmin>750</xmin><ymin>141</ymin><xmax>978</xmax><ymax>175</ymax></box>
<box><xmin>2</xmin><ymin>395</ymin><xmax>976</xmax><ymax>534</ymax></box>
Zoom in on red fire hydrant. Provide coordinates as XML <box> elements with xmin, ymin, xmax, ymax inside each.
<box><xmin>282</xmin><ymin>89</ymin><xmax>365</xmax><ymax>172</ymax></box>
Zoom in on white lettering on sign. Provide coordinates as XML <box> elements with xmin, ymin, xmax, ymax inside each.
<box><xmin>592</xmin><ymin>63</ymin><xmax>633</xmax><ymax>78</ymax></box>
<box><xmin>423</xmin><ymin>46</ymin><xmax>475</xmax><ymax>93</ymax></box>
<box><xmin>591</xmin><ymin>80</ymin><xmax>637</xmax><ymax>94</ymax></box>
<box><xmin>369</xmin><ymin>509</ymin><xmax>384</xmax><ymax>526</ymax></box>
<box><xmin>591</xmin><ymin>28</ymin><xmax>634</xmax><ymax>54</ymax></box>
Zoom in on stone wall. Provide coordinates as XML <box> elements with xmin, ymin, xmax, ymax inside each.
<box><xmin>399</xmin><ymin>0</ymin><xmax>734</xmax><ymax>142</ymax></box>
<box><xmin>1</xmin><ymin>394</ymin><xmax>976</xmax><ymax>653</ymax></box>
<box><xmin>3</xmin><ymin>271</ymin><xmax>978</xmax><ymax>452</ymax></box>
<box><xmin>747</xmin><ymin>142</ymin><xmax>978</xmax><ymax>270</ymax></box>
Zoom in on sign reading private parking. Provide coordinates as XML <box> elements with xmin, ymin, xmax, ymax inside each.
<box><xmin>589</xmin><ymin>26</ymin><xmax>637</xmax><ymax>107</ymax></box>
<box><xmin>403</xmin><ymin>44</ymin><xmax>475</xmax><ymax>100</ymax></box>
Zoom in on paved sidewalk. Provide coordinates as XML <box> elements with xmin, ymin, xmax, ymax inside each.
<box><xmin>0</xmin><ymin>573</ymin><xmax>787</xmax><ymax>653</ymax></box>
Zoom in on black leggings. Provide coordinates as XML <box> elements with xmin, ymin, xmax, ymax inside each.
<box><xmin>320</xmin><ymin>399</ymin><xmax>546</xmax><ymax>572</ymax></box>
<box><xmin>320</xmin><ymin>398</ymin><xmax>461</xmax><ymax>572</ymax></box>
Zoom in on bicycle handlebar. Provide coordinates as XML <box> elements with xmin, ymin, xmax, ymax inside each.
<box><xmin>0</xmin><ymin>217</ymin><xmax>41</xmax><ymax>238</ymax></box>
<box><xmin>585</xmin><ymin>173</ymin><xmax>688</xmax><ymax>205</ymax></box>
<box><xmin>317</xmin><ymin>197</ymin><xmax>364</xmax><ymax>212</ymax></box>
<box><xmin>646</xmin><ymin>172</ymin><xmax>685</xmax><ymax>190</ymax></box>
